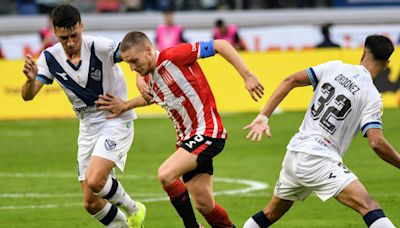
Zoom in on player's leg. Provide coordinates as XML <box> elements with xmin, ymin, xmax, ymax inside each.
<box><xmin>336</xmin><ymin>180</ymin><xmax>396</xmax><ymax>228</ymax></box>
<box><xmin>86</xmin><ymin>156</ymin><xmax>140</xmax><ymax>215</ymax></box>
<box><xmin>81</xmin><ymin>180</ymin><xmax>129</xmax><ymax>227</ymax></box>
<box><xmin>158</xmin><ymin>147</ymin><xmax>199</xmax><ymax>228</ymax></box>
<box><xmin>186</xmin><ymin>173</ymin><xmax>235</xmax><ymax>228</ymax></box>
<box><xmin>243</xmin><ymin>195</ymin><xmax>294</xmax><ymax>228</ymax></box>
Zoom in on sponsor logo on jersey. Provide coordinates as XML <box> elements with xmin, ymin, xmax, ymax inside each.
<box><xmin>162</xmin><ymin>96</ymin><xmax>185</xmax><ymax>110</ymax></box>
<box><xmin>90</xmin><ymin>68</ymin><xmax>102</xmax><ymax>81</ymax></box>
<box><xmin>105</xmin><ymin>139</ymin><xmax>117</xmax><ymax>151</ymax></box>
<box><xmin>56</xmin><ymin>72</ymin><xmax>68</xmax><ymax>80</ymax></box>
<box><xmin>190</xmin><ymin>42</ymin><xmax>197</xmax><ymax>52</ymax></box>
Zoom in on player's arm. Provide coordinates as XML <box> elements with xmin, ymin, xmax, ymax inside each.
<box><xmin>96</xmin><ymin>94</ymin><xmax>150</xmax><ymax>119</ymax></box>
<box><xmin>21</xmin><ymin>54</ymin><xmax>44</xmax><ymax>101</ymax></box>
<box><xmin>213</xmin><ymin>39</ymin><xmax>263</xmax><ymax>101</ymax></box>
<box><xmin>243</xmin><ymin>70</ymin><xmax>311</xmax><ymax>141</ymax></box>
<box><xmin>367</xmin><ymin>128</ymin><xmax>400</xmax><ymax>169</ymax></box>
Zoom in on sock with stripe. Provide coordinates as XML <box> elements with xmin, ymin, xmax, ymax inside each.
<box><xmin>164</xmin><ymin>179</ymin><xmax>198</xmax><ymax>228</ymax></box>
<box><xmin>95</xmin><ymin>176</ymin><xmax>138</xmax><ymax>215</ymax></box>
<box><xmin>93</xmin><ymin>202</ymin><xmax>128</xmax><ymax>227</ymax></box>
<box><xmin>363</xmin><ymin>209</ymin><xmax>396</xmax><ymax>228</ymax></box>
<box><xmin>243</xmin><ymin>211</ymin><xmax>272</xmax><ymax>228</ymax></box>
<box><xmin>203</xmin><ymin>203</ymin><xmax>234</xmax><ymax>228</ymax></box>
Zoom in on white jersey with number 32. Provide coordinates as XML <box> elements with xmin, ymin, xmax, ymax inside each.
<box><xmin>287</xmin><ymin>60</ymin><xmax>383</xmax><ymax>161</ymax></box>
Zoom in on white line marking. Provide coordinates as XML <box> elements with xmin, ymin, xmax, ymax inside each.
<box><xmin>0</xmin><ymin>172</ymin><xmax>268</xmax><ymax>210</ymax></box>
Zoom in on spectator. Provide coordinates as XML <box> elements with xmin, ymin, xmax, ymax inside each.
<box><xmin>124</xmin><ymin>0</ymin><xmax>142</xmax><ymax>12</ymax></box>
<box><xmin>96</xmin><ymin>0</ymin><xmax>121</xmax><ymax>13</ymax></box>
<box><xmin>316</xmin><ymin>24</ymin><xmax>341</xmax><ymax>48</ymax></box>
<box><xmin>39</xmin><ymin>13</ymin><xmax>57</xmax><ymax>52</ymax></box>
<box><xmin>155</xmin><ymin>9</ymin><xmax>186</xmax><ymax>51</ymax></box>
<box><xmin>213</xmin><ymin>18</ymin><xmax>247</xmax><ymax>51</ymax></box>
<box><xmin>36</xmin><ymin>0</ymin><xmax>64</xmax><ymax>14</ymax></box>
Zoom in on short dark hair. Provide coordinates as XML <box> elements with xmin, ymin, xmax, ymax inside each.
<box><xmin>215</xmin><ymin>19</ymin><xmax>225</xmax><ymax>28</ymax></box>
<box><xmin>51</xmin><ymin>4</ymin><xmax>81</xmax><ymax>29</ymax></box>
<box><xmin>321</xmin><ymin>23</ymin><xmax>332</xmax><ymax>38</ymax></box>
<box><xmin>365</xmin><ymin>35</ymin><xmax>394</xmax><ymax>61</ymax></box>
<box><xmin>121</xmin><ymin>31</ymin><xmax>151</xmax><ymax>52</ymax></box>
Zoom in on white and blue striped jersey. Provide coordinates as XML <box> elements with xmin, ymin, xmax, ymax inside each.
<box><xmin>287</xmin><ymin>60</ymin><xmax>383</xmax><ymax>161</ymax></box>
<box><xmin>36</xmin><ymin>36</ymin><xmax>136</xmax><ymax>123</ymax></box>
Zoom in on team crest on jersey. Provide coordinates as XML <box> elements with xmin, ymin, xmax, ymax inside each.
<box><xmin>105</xmin><ymin>139</ymin><xmax>117</xmax><ymax>151</ymax></box>
<box><xmin>158</xmin><ymin>66</ymin><xmax>175</xmax><ymax>85</ymax></box>
<box><xmin>90</xmin><ymin>68</ymin><xmax>102</xmax><ymax>81</ymax></box>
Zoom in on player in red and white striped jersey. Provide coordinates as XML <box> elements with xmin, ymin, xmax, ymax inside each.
<box><xmin>97</xmin><ymin>31</ymin><xmax>264</xmax><ymax>228</ymax></box>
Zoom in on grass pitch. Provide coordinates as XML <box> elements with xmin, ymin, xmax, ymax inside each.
<box><xmin>0</xmin><ymin>109</ymin><xmax>399</xmax><ymax>227</ymax></box>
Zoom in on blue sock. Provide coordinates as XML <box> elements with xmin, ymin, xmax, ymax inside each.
<box><xmin>363</xmin><ymin>209</ymin><xmax>386</xmax><ymax>227</ymax></box>
<box><xmin>252</xmin><ymin>211</ymin><xmax>272</xmax><ymax>228</ymax></box>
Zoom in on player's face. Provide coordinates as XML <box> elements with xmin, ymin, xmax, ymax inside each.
<box><xmin>54</xmin><ymin>23</ymin><xmax>83</xmax><ymax>57</ymax></box>
<box><xmin>122</xmin><ymin>45</ymin><xmax>154</xmax><ymax>76</ymax></box>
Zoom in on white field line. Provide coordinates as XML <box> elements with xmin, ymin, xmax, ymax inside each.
<box><xmin>0</xmin><ymin>172</ymin><xmax>268</xmax><ymax>210</ymax></box>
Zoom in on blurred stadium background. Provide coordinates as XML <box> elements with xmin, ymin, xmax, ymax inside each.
<box><xmin>0</xmin><ymin>0</ymin><xmax>399</xmax><ymax>227</ymax></box>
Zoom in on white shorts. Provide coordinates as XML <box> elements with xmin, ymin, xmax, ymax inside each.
<box><xmin>274</xmin><ymin>150</ymin><xmax>357</xmax><ymax>202</ymax></box>
<box><xmin>77</xmin><ymin>119</ymin><xmax>134</xmax><ymax>181</ymax></box>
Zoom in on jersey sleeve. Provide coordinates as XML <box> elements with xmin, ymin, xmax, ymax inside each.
<box><xmin>164</xmin><ymin>40</ymin><xmax>215</xmax><ymax>66</ymax></box>
<box><xmin>306</xmin><ymin>60</ymin><xmax>341</xmax><ymax>89</ymax></box>
<box><xmin>360</xmin><ymin>96</ymin><xmax>383</xmax><ymax>137</ymax></box>
<box><xmin>93</xmin><ymin>37</ymin><xmax>122</xmax><ymax>64</ymax></box>
<box><xmin>36</xmin><ymin>51</ymin><xmax>54</xmax><ymax>85</ymax></box>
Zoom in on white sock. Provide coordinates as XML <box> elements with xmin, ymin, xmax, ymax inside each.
<box><xmin>96</xmin><ymin>176</ymin><xmax>138</xmax><ymax>215</ymax></box>
<box><xmin>93</xmin><ymin>202</ymin><xmax>128</xmax><ymax>228</ymax></box>
<box><xmin>243</xmin><ymin>217</ymin><xmax>261</xmax><ymax>228</ymax></box>
<box><xmin>370</xmin><ymin>217</ymin><xmax>396</xmax><ymax>228</ymax></box>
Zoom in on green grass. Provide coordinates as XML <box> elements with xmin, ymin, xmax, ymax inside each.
<box><xmin>0</xmin><ymin>109</ymin><xmax>399</xmax><ymax>227</ymax></box>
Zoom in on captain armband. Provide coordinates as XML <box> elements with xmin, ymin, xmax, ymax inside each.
<box><xmin>199</xmin><ymin>40</ymin><xmax>215</xmax><ymax>58</ymax></box>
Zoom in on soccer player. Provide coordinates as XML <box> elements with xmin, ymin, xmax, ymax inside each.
<box><xmin>96</xmin><ymin>31</ymin><xmax>264</xmax><ymax>228</ymax></box>
<box><xmin>243</xmin><ymin>35</ymin><xmax>400</xmax><ymax>228</ymax></box>
<box><xmin>21</xmin><ymin>5</ymin><xmax>145</xmax><ymax>228</ymax></box>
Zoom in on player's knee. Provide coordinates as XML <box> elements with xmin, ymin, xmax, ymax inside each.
<box><xmin>358</xmin><ymin>196</ymin><xmax>380</xmax><ymax>215</ymax></box>
<box><xmin>86</xmin><ymin>175</ymin><xmax>107</xmax><ymax>193</ymax></box>
<box><xmin>157</xmin><ymin>167</ymin><xmax>175</xmax><ymax>186</ymax></box>
<box><xmin>194</xmin><ymin>198</ymin><xmax>214</xmax><ymax>215</ymax></box>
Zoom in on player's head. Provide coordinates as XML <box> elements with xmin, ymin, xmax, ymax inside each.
<box><xmin>51</xmin><ymin>4</ymin><xmax>83</xmax><ymax>56</ymax></box>
<box><xmin>321</xmin><ymin>24</ymin><xmax>332</xmax><ymax>39</ymax></box>
<box><xmin>215</xmin><ymin>19</ymin><xmax>227</xmax><ymax>34</ymax></box>
<box><xmin>120</xmin><ymin>31</ymin><xmax>155</xmax><ymax>76</ymax></box>
<box><xmin>163</xmin><ymin>9</ymin><xmax>174</xmax><ymax>26</ymax></box>
<box><xmin>362</xmin><ymin>35</ymin><xmax>394</xmax><ymax>69</ymax></box>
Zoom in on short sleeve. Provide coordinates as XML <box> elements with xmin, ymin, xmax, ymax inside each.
<box><xmin>360</xmin><ymin>97</ymin><xmax>383</xmax><ymax>137</ymax></box>
<box><xmin>163</xmin><ymin>42</ymin><xmax>200</xmax><ymax>66</ymax></box>
<box><xmin>36</xmin><ymin>51</ymin><xmax>54</xmax><ymax>85</ymax></box>
<box><xmin>93</xmin><ymin>37</ymin><xmax>121</xmax><ymax>64</ymax></box>
<box><xmin>306</xmin><ymin>60</ymin><xmax>341</xmax><ymax>89</ymax></box>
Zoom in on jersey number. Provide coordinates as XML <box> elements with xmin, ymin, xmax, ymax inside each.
<box><xmin>311</xmin><ymin>83</ymin><xmax>352</xmax><ymax>134</ymax></box>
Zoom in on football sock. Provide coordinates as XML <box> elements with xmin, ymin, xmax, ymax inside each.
<box><xmin>93</xmin><ymin>202</ymin><xmax>128</xmax><ymax>227</ymax></box>
<box><xmin>243</xmin><ymin>211</ymin><xmax>272</xmax><ymax>228</ymax></box>
<box><xmin>164</xmin><ymin>179</ymin><xmax>198</xmax><ymax>228</ymax></box>
<box><xmin>95</xmin><ymin>176</ymin><xmax>138</xmax><ymax>215</ymax></box>
<box><xmin>202</xmin><ymin>203</ymin><xmax>233</xmax><ymax>228</ymax></box>
<box><xmin>363</xmin><ymin>209</ymin><xmax>396</xmax><ymax>228</ymax></box>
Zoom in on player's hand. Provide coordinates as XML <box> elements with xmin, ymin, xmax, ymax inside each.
<box><xmin>23</xmin><ymin>54</ymin><xmax>38</xmax><ymax>81</ymax></box>
<box><xmin>96</xmin><ymin>93</ymin><xmax>127</xmax><ymax>119</ymax></box>
<box><xmin>136</xmin><ymin>74</ymin><xmax>153</xmax><ymax>102</ymax></box>
<box><xmin>244</xmin><ymin>73</ymin><xmax>264</xmax><ymax>102</ymax></box>
<box><xmin>243</xmin><ymin>114</ymin><xmax>272</xmax><ymax>142</ymax></box>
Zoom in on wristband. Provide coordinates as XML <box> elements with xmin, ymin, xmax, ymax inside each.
<box><xmin>257</xmin><ymin>114</ymin><xmax>269</xmax><ymax>124</ymax></box>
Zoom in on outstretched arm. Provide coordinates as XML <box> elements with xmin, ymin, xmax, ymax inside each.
<box><xmin>21</xmin><ymin>54</ymin><xmax>43</xmax><ymax>101</ymax></box>
<box><xmin>243</xmin><ymin>70</ymin><xmax>311</xmax><ymax>141</ymax></box>
<box><xmin>96</xmin><ymin>94</ymin><xmax>150</xmax><ymax>119</ymax></box>
<box><xmin>367</xmin><ymin>128</ymin><xmax>400</xmax><ymax>169</ymax></box>
<box><xmin>213</xmin><ymin>39</ymin><xmax>264</xmax><ymax>101</ymax></box>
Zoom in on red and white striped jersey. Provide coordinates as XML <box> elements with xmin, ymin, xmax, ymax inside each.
<box><xmin>146</xmin><ymin>41</ymin><xmax>227</xmax><ymax>144</ymax></box>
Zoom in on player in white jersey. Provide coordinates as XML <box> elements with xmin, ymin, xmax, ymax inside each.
<box><xmin>21</xmin><ymin>5</ymin><xmax>145</xmax><ymax>228</ymax></box>
<box><xmin>242</xmin><ymin>35</ymin><xmax>400</xmax><ymax>228</ymax></box>
<box><xmin>96</xmin><ymin>31</ymin><xmax>264</xmax><ymax>228</ymax></box>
